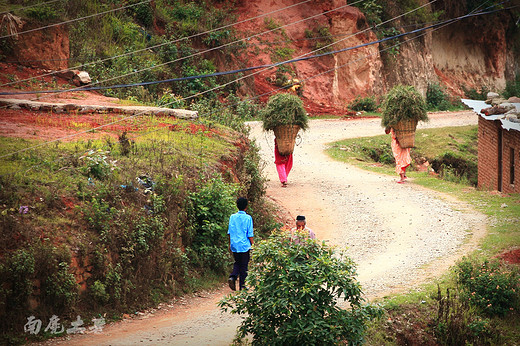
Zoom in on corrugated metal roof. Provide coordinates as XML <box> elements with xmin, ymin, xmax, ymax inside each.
<box><xmin>461</xmin><ymin>98</ymin><xmax>520</xmax><ymax>132</ymax></box>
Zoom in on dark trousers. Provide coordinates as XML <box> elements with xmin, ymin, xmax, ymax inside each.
<box><xmin>230</xmin><ymin>250</ymin><xmax>250</xmax><ymax>290</ymax></box>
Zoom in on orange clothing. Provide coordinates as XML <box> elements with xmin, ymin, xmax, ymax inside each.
<box><xmin>390</xmin><ymin>128</ymin><xmax>411</xmax><ymax>175</ymax></box>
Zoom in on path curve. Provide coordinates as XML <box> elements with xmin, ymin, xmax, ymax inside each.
<box><xmin>42</xmin><ymin>111</ymin><xmax>486</xmax><ymax>345</ymax></box>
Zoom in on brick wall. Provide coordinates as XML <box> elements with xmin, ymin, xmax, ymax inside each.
<box><xmin>502</xmin><ymin>127</ymin><xmax>520</xmax><ymax>193</ymax></box>
<box><xmin>478</xmin><ymin>116</ymin><xmax>520</xmax><ymax>193</ymax></box>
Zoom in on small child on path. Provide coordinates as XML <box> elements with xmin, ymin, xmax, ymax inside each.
<box><xmin>228</xmin><ymin>197</ymin><xmax>254</xmax><ymax>291</ymax></box>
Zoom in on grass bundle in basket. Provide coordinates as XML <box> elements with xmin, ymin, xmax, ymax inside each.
<box><xmin>262</xmin><ymin>93</ymin><xmax>309</xmax><ymax>131</ymax></box>
<box><xmin>381</xmin><ymin>85</ymin><xmax>428</xmax><ymax>128</ymax></box>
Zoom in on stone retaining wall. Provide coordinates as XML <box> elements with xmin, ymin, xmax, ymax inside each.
<box><xmin>0</xmin><ymin>98</ymin><xmax>198</xmax><ymax>120</ymax></box>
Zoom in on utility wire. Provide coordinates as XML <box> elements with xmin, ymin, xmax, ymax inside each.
<box><xmin>129</xmin><ymin>1</ymin><xmax>498</xmax><ymax>143</ymax></box>
<box><xmin>7</xmin><ymin>0</ymin><xmax>364</xmax><ymax>104</ymax></box>
<box><xmin>0</xmin><ymin>0</ymin><xmax>438</xmax><ymax>161</ymax></box>
<box><xmin>0</xmin><ymin>0</ymin><xmax>151</xmax><ymax>40</ymax></box>
<box><xmin>0</xmin><ymin>0</ymin><xmax>313</xmax><ymax>88</ymax></box>
<box><xmin>3</xmin><ymin>1</ymin><xmax>503</xmax><ymax>178</ymax></box>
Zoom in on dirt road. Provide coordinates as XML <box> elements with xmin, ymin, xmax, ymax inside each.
<box><xmin>44</xmin><ymin>111</ymin><xmax>486</xmax><ymax>345</ymax></box>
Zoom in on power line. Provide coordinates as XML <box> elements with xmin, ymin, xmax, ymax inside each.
<box><xmin>0</xmin><ymin>0</ymin><xmax>151</xmax><ymax>40</ymax></box>
<box><xmin>1</xmin><ymin>17</ymin><xmax>467</xmax><ymax>96</ymax></box>
<box><xmin>0</xmin><ymin>0</ymin><xmax>313</xmax><ymax>88</ymax></box>
<box><xmin>9</xmin><ymin>0</ymin><xmax>363</xmax><ymax>104</ymax></box>
<box><xmin>0</xmin><ymin>1</ymin><xmax>508</xmax><ymax>179</ymax></box>
<box><xmin>0</xmin><ymin>0</ymin><xmax>439</xmax><ymax>161</ymax></box>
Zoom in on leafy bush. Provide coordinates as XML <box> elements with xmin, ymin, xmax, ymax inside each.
<box><xmin>0</xmin><ymin>249</ymin><xmax>35</xmax><ymax>317</ymax></box>
<box><xmin>79</xmin><ymin>149</ymin><xmax>117</xmax><ymax>180</ymax></box>
<box><xmin>502</xmin><ymin>76</ymin><xmax>520</xmax><ymax>99</ymax></box>
<box><xmin>435</xmin><ymin>285</ymin><xmax>499</xmax><ymax>345</ymax></box>
<box><xmin>426</xmin><ymin>82</ymin><xmax>451</xmax><ymax>111</ymax></box>
<box><xmin>456</xmin><ymin>257</ymin><xmax>520</xmax><ymax>316</ymax></box>
<box><xmin>381</xmin><ymin>85</ymin><xmax>428</xmax><ymax>128</ymax></box>
<box><xmin>91</xmin><ymin>280</ymin><xmax>110</xmax><ymax>305</ymax></box>
<box><xmin>186</xmin><ymin>176</ymin><xmax>238</xmax><ymax>272</ymax></box>
<box><xmin>348</xmin><ymin>95</ymin><xmax>378</xmax><ymax>112</ymax></box>
<box><xmin>462</xmin><ymin>85</ymin><xmax>490</xmax><ymax>101</ymax></box>
<box><xmin>23</xmin><ymin>5</ymin><xmax>62</xmax><ymax>22</ymax></box>
<box><xmin>219</xmin><ymin>231</ymin><xmax>382</xmax><ymax>345</ymax></box>
<box><xmin>262</xmin><ymin>93</ymin><xmax>309</xmax><ymax>131</ymax></box>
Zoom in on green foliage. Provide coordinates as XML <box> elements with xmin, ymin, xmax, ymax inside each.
<box><xmin>262</xmin><ymin>93</ymin><xmax>309</xmax><ymax>131</ymax></box>
<box><xmin>348</xmin><ymin>95</ymin><xmax>378</xmax><ymax>112</ymax></box>
<box><xmin>426</xmin><ymin>82</ymin><xmax>451</xmax><ymax>111</ymax></box>
<box><xmin>431</xmin><ymin>151</ymin><xmax>478</xmax><ymax>186</ymax></box>
<box><xmin>502</xmin><ymin>76</ymin><xmax>520</xmax><ymax>99</ymax></box>
<box><xmin>192</xmin><ymin>98</ymin><xmax>247</xmax><ymax>133</ymax></box>
<box><xmin>271</xmin><ymin>47</ymin><xmax>294</xmax><ymax>62</ymax></box>
<box><xmin>43</xmin><ymin>261</ymin><xmax>78</xmax><ymax>312</ymax></box>
<box><xmin>83</xmin><ymin>196</ymin><xmax>117</xmax><ymax>234</ymax></box>
<box><xmin>91</xmin><ymin>280</ymin><xmax>110</xmax><ymax>305</ymax></box>
<box><xmin>67</xmin><ymin>0</ymin><xmax>239</xmax><ymax>104</ymax></box>
<box><xmin>264</xmin><ymin>17</ymin><xmax>281</xmax><ymax>30</ymax></box>
<box><xmin>435</xmin><ymin>285</ymin><xmax>499</xmax><ymax>345</ymax></box>
<box><xmin>462</xmin><ymin>85</ymin><xmax>490</xmax><ymax>100</ymax></box>
<box><xmin>456</xmin><ymin>257</ymin><xmax>520</xmax><ymax>317</ymax></box>
<box><xmin>23</xmin><ymin>4</ymin><xmax>62</xmax><ymax>22</ymax></box>
<box><xmin>225</xmin><ymin>93</ymin><xmax>260</xmax><ymax>121</ymax></box>
<box><xmin>304</xmin><ymin>25</ymin><xmax>334</xmax><ymax>52</ymax></box>
<box><xmin>79</xmin><ymin>149</ymin><xmax>117</xmax><ymax>180</ymax></box>
<box><xmin>127</xmin><ymin>0</ymin><xmax>154</xmax><ymax>27</ymax></box>
<box><xmin>219</xmin><ymin>231</ymin><xmax>382</xmax><ymax>345</ymax></box>
<box><xmin>187</xmin><ymin>176</ymin><xmax>238</xmax><ymax>272</ymax></box>
<box><xmin>381</xmin><ymin>85</ymin><xmax>428</xmax><ymax>128</ymax></box>
<box><xmin>0</xmin><ymin>249</ymin><xmax>35</xmax><ymax>316</ymax></box>
<box><xmin>354</xmin><ymin>0</ymin><xmax>383</xmax><ymax>26</ymax></box>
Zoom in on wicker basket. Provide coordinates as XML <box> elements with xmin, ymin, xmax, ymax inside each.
<box><xmin>273</xmin><ymin>125</ymin><xmax>300</xmax><ymax>155</ymax></box>
<box><xmin>393</xmin><ymin>119</ymin><xmax>418</xmax><ymax>148</ymax></box>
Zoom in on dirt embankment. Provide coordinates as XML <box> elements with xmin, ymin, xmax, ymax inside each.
<box><xmin>232</xmin><ymin>1</ymin><xmax>518</xmax><ymax>107</ymax></box>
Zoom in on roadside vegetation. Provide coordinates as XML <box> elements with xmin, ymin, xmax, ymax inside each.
<box><xmin>0</xmin><ymin>114</ymin><xmax>278</xmax><ymax>344</ymax></box>
<box><xmin>327</xmin><ymin>125</ymin><xmax>520</xmax><ymax>345</ymax></box>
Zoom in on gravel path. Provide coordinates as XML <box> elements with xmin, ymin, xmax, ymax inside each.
<box><xmin>248</xmin><ymin>111</ymin><xmax>486</xmax><ymax>298</ymax></box>
<box><xmin>44</xmin><ymin>111</ymin><xmax>486</xmax><ymax>345</ymax></box>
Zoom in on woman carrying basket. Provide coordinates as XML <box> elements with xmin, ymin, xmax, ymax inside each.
<box><xmin>381</xmin><ymin>85</ymin><xmax>428</xmax><ymax>184</ymax></box>
<box><xmin>385</xmin><ymin>126</ymin><xmax>411</xmax><ymax>183</ymax></box>
<box><xmin>274</xmin><ymin>138</ymin><xmax>293</xmax><ymax>187</ymax></box>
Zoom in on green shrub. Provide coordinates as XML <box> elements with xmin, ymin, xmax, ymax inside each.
<box><xmin>219</xmin><ymin>231</ymin><xmax>382</xmax><ymax>345</ymax></box>
<box><xmin>43</xmin><ymin>261</ymin><xmax>78</xmax><ymax>312</ymax></box>
<box><xmin>23</xmin><ymin>5</ymin><xmax>62</xmax><ymax>22</ymax></box>
<box><xmin>91</xmin><ymin>280</ymin><xmax>110</xmax><ymax>305</ymax></box>
<box><xmin>462</xmin><ymin>85</ymin><xmax>490</xmax><ymax>101</ymax></box>
<box><xmin>0</xmin><ymin>249</ymin><xmax>35</xmax><ymax>311</ymax></box>
<box><xmin>435</xmin><ymin>285</ymin><xmax>499</xmax><ymax>345</ymax></box>
<box><xmin>83</xmin><ymin>197</ymin><xmax>117</xmax><ymax>235</ymax></box>
<box><xmin>456</xmin><ymin>257</ymin><xmax>520</xmax><ymax>316</ymax></box>
<box><xmin>502</xmin><ymin>76</ymin><xmax>520</xmax><ymax>99</ymax></box>
<box><xmin>381</xmin><ymin>85</ymin><xmax>428</xmax><ymax>128</ymax></box>
<box><xmin>186</xmin><ymin>176</ymin><xmax>238</xmax><ymax>272</ymax></box>
<box><xmin>426</xmin><ymin>82</ymin><xmax>451</xmax><ymax>111</ymax></box>
<box><xmin>348</xmin><ymin>95</ymin><xmax>378</xmax><ymax>112</ymax></box>
<box><xmin>79</xmin><ymin>149</ymin><xmax>117</xmax><ymax>180</ymax></box>
<box><xmin>262</xmin><ymin>93</ymin><xmax>309</xmax><ymax>131</ymax></box>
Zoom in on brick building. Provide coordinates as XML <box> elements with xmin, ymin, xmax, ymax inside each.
<box><xmin>462</xmin><ymin>99</ymin><xmax>520</xmax><ymax>194</ymax></box>
<box><xmin>478</xmin><ymin>116</ymin><xmax>520</xmax><ymax>193</ymax></box>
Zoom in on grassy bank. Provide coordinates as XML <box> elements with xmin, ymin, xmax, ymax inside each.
<box><xmin>327</xmin><ymin>126</ymin><xmax>520</xmax><ymax>345</ymax></box>
<box><xmin>0</xmin><ymin>117</ymin><xmax>277</xmax><ymax>344</ymax></box>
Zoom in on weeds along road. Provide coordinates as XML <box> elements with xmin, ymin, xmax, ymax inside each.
<box><xmin>44</xmin><ymin>111</ymin><xmax>486</xmax><ymax>345</ymax></box>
